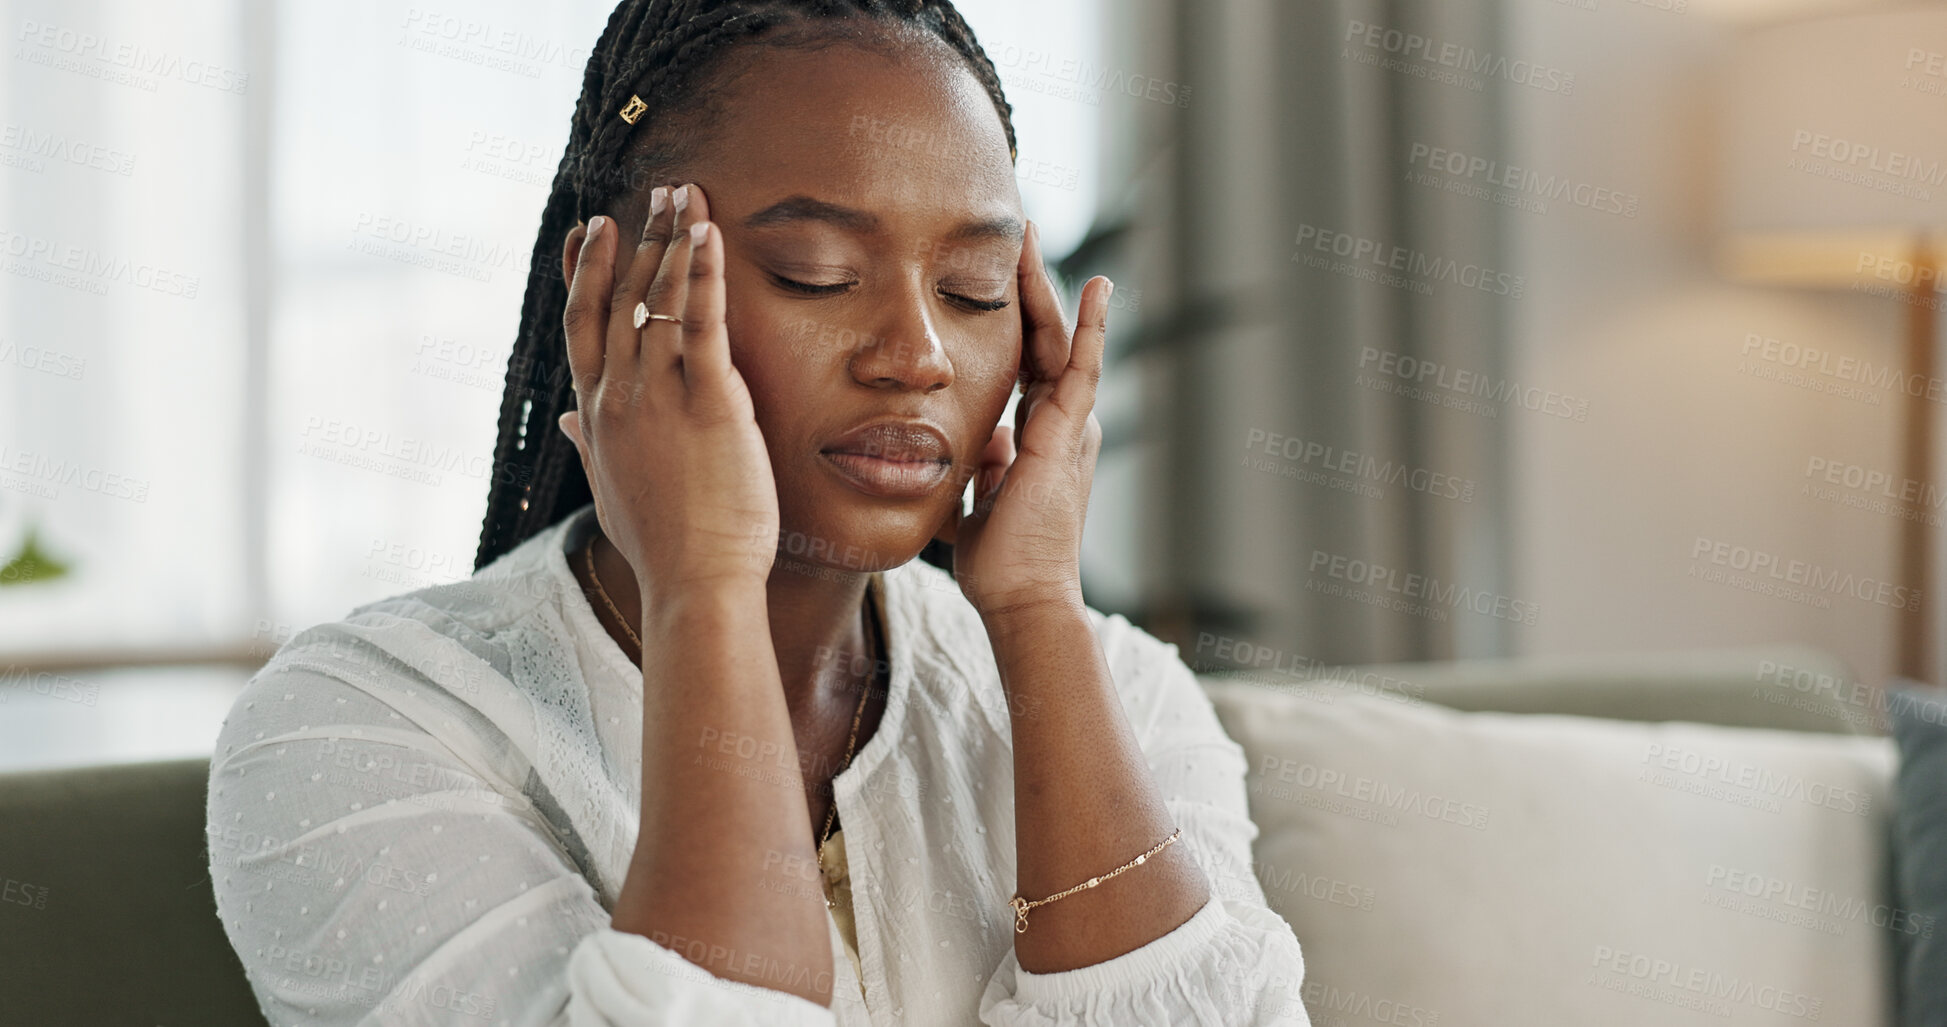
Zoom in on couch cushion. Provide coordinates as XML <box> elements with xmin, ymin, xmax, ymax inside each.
<box><xmin>0</xmin><ymin>758</ymin><xmax>267</xmax><ymax>1025</ymax></box>
<box><xmin>1206</xmin><ymin>679</ymin><xmax>1899</xmax><ymax>1027</ymax></box>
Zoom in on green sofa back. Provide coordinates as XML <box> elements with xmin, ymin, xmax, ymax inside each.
<box><xmin>0</xmin><ymin>757</ymin><xmax>267</xmax><ymax>1026</ymax></box>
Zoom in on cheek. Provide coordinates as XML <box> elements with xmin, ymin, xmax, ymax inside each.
<box><xmin>956</xmin><ymin>327</ymin><xmax>1022</xmax><ymax>424</ymax></box>
<box><xmin>719</xmin><ymin>274</ymin><xmax>820</xmax><ymax>446</ymax></box>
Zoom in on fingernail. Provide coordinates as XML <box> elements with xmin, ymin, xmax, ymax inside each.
<box><xmin>1105</xmin><ymin>279</ymin><xmax>1115</xmax><ymax>300</ymax></box>
<box><xmin>588</xmin><ymin>216</ymin><xmax>605</xmax><ymax>239</ymax></box>
<box><xmin>690</xmin><ymin>221</ymin><xmax>709</xmax><ymax>245</ymax></box>
<box><xmin>650</xmin><ymin>187</ymin><xmax>668</xmax><ymax>216</ymax></box>
<box><xmin>672</xmin><ymin>185</ymin><xmax>690</xmax><ymax>213</ymax></box>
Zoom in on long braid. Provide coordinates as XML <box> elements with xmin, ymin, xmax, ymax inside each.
<box><xmin>475</xmin><ymin>0</ymin><xmax>1018</xmax><ymax>572</ymax></box>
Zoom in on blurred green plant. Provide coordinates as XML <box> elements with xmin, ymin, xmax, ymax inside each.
<box><xmin>0</xmin><ymin>522</ymin><xmax>70</xmax><ymax>585</ymax></box>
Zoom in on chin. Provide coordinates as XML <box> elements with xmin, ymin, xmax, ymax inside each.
<box><xmin>772</xmin><ymin>476</ymin><xmax>950</xmax><ymax>578</ymax></box>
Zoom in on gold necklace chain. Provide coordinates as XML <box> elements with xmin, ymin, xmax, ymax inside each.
<box><xmin>820</xmin><ymin>590</ymin><xmax>878</xmax><ymax>846</ymax></box>
<box><xmin>815</xmin><ymin>597</ymin><xmax>877</xmax><ymax>909</ymax></box>
<box><xmin>582</xmin><ymin>534</ymin><xmax>642</xmax><ymax>654</ymax></box>
<box><xmin>580</xmin><ymin>532</ymin><xmax>878</xmax><ymax>907</ymax></box>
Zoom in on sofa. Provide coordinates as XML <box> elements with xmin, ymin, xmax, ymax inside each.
<box><xmin>0</xmin><ymin>644</ymin><xmax>1899</xmax><ymax>1025</ymax></box>
<box><xmin>1200</xmin><ymin>643</ymin><xmax>1900</xmax><ymax>1026</ymax></box>
<box><xmin>0</xmin><ymin>756</ymin><xmax>268</xmax><ymax>1025</ymax></box>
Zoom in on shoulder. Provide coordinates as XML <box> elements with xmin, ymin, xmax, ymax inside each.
<box><xmin>261</xmin><ymin>514</ymin><xmax>572</xmax><ymax>684</ymax></box>
<box><xmin>885</xmin><ymin>559</ymin><xmax>1224</xmax><ymax>752</ymax></box>
<box><xmin>883</xmin><ymin>557</ymin><xmax>1167</xmax><ymax>667</ymax></box>
<box><xmin>223</xmin><ymin>515</ymin><xmax>580</xmax><ymax>760</ymax></box>
<box><xmin>1086</xmin><ymin>605</ymin><xmax>1235</xmax><ymax>756</ymax></box>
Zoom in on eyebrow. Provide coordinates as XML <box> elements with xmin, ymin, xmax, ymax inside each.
<box><xmin>741</xmin><ymin>194</ymin><xmax>1024</xmax><ymax>244</ymax></box>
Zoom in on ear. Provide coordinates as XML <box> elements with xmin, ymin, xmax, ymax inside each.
<box><xmin>561</xmin><ymin>222</ymin><xmax>588</xmax><ymax>292</ymax></box>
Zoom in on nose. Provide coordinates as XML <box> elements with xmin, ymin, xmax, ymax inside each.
<box><xmin>847</xmin><ymin>284</ymin><xmax>954</xmax><ymax>393</ymax></box>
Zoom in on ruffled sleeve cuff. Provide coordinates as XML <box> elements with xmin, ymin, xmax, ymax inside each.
<box><xmin>565</xmin><ymin>927</ymin><xmax>838</xmax><ymax>1026</ymax></box>
<box><xmin>977</xmin><ymin>896</ymin><xmax>1312</xmax><ymax>1025</ymax></box>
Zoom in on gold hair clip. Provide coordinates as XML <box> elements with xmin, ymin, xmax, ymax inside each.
<box><xmin>619</xmin><ymin>95</ymin><xmax>648</xmax><ymax>124</ymax></box>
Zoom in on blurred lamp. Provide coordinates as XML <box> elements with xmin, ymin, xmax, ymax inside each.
<box><xmin>1717</xmin><ymin>9</ymin><xmax>1947</xmax><ymax>684</ymax></box>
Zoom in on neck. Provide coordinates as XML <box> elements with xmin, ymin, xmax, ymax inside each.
<box><xmin>585</xmin><ymin>529</ymin><xmax>875</xmax><ymax>713</ymax></box>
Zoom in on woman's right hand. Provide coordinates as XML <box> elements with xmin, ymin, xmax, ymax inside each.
<box><xmin>558</xmin><ymin>183</ymin><xmax>780</xmax><ymax>598</ymax></box>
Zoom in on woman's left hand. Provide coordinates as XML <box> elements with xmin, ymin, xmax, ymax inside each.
<box><xmin>936</xmin><ymin>220</ymin><xmax>1111</xmax><ymax>619</ymax></box>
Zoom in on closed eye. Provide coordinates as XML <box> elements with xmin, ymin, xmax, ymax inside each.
<box><xmin>773</xmin><ymin>273</ymin><xmax>1010</xmax><ymax>313</ymax></box>
<box><xmin>942</xmin><ymin>290</ymin><xmax>1010</xmax><ymax>313</ymax></box>
<box><xmin>770</xmin><ymin>273</ymin><xmax>855</xmax><ymax>297</ymax></box>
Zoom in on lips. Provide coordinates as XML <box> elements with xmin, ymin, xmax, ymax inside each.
<box><xmin>821</xmin><ymin>420</ymin><xmax>951</xmax><ymax>464</ymax></box>
<box><xmin>819</xmin><ymin>420</ymin><xmax>954</xmax><ymax>499</ymax></box>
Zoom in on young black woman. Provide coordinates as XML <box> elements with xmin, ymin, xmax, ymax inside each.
<box><xmin>207</xmin><ymin>2</ymin><xmax>1311</xmax><ymax>1023</ymax></box>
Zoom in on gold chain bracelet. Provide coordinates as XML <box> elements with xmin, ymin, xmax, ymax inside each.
<box><xmin>1007</xmin><ymin>827</ymin><xmax>1182</xmax><ymax>934</ymax></box>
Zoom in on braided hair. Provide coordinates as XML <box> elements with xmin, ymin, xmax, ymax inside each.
<box><xmin>474</xmin><ymin>0</ymin><xmax>1019</xmax><ymax>572</ymax></box>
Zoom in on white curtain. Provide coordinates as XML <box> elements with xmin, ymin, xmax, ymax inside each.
<box><xmin>1090</xmin><ymin>0</ymin><xmax>1519</xmax><ymax>666</ymax></box>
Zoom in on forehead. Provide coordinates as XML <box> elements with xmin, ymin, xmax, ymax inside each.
<box><xmin>689</xmin><ymin>35</ymin><xmax>1021</xmax><ymax>227</ymax></box>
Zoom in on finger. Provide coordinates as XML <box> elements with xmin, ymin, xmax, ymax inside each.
<box><xmin>557</xmin><ymin>407</ymin><xmax>597</xmax><ymax>503</ymax></box>
<box><xmin>932</xmin><ymin>485</ymin><xmax>963</xmax><ymax>546</ymax></box>
<box><xmin>609</xmin><ymin>185</ymin><xmax>676</xmax><ymax>366</ymax></box>
<box><xmin>973</xmin><ymin>426</ymin><xmax>1015</xmax><ymax>517</ymax></box>
<box><xmin>557</xmin><ymin>409</ymin><xmax>585</xmax><ymax>456</ymax></box>
<box><xmin>1016</xmin><ymin>221</ymin><xmax>1071</xmax><ymax>386</ymax></box>
<box><xmin>979</xmin><ymin>425</ymin><xmax>1015</xmax><ymax>498</ymax></box>
<box><xmin>1047</xmin><ymin>277</ymin><xmax>1110</xmax><ymax>426</ymax></box>
<box><xmin>680</xmin><ymin>219</ymin><xmax>731</xmax><ymax>389</ymax></box>
<box><xmin>562</xmin><ymin>217</ymin><xmax>614</xmax><ymax>396</ymax></box>
<box><xmin>642</xmin><ymin>183</ymin><xmax>706</xmax><ymax>364</ymax></box>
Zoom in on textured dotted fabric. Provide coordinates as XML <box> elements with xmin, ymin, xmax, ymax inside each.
<box><xmin>206</xmin><ymin>502</ymin><xmax>1311</xmax><ymax>1025</ymax></box>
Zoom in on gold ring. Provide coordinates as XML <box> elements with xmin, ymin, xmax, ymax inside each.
<box><xmin>632</xmin><ymin>302</ymin><xmax>683</xmax><ymax>329</ymax></box>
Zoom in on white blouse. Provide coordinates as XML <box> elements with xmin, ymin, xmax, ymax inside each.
<box><xmin>206</xmin><ymin>502</ymin><xmax>1313</xmax><ymax>1025</ymax></box>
